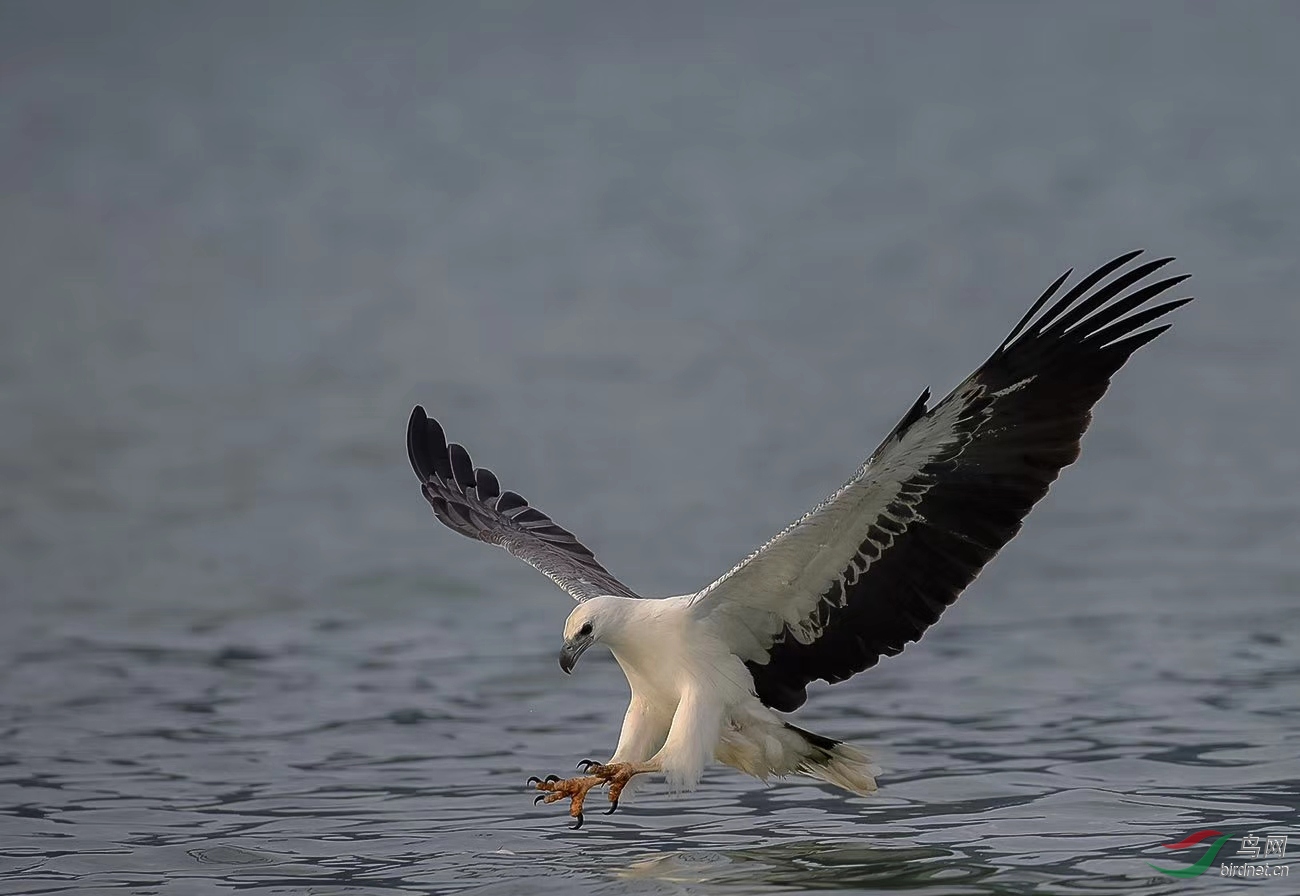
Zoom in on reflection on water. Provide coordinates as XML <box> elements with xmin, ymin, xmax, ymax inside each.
<box><xmin>619</xmin><ymin>843</ymin><xmax>993</xmax><ymax>892</ymax></box>
<box><xmin>3</xmin><ymin>2</ymin><xmax>1300</xmax><ymax>895</ymax></box>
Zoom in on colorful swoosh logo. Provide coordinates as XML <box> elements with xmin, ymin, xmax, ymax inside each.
<box><xmin>1149</xmin><ymin>830</ymin><xmax>1236</xmax><ymax>878</ymax></box>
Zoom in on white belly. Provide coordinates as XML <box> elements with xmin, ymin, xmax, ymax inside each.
<box><xmin>598</xmin><ymin>595</ymin><xmax>810</xmax><ymax>785</ymax></box>
<box><xmin>611</xmin><ymin>634</ymin><xmax>801</xmax><ymax>778</ymax></box>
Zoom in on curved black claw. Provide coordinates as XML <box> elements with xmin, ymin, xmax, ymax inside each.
<box><xmin>527</xmin><ymin>776</ymin><xmax>542</xmax><ymax>787</ymax></box>
<box><xmin>544</xmin><ymin>774</ymin><xmax>560</xmax><ymax>783</ymax></box>
<box><xmin>534</xmin><ymin>794</ymin><xmax>546</xmax><ymax>805</ymax></box>
<box><xmin>605</xmin><ymin>798</ymin><xmax>619</xmax><ymax>815</ymax></box>
<box><xmin>575</xmin><ymin>759</ymin><xmax>599</xmax><ymax>772</ymax></box>
<box><xmin>571</xmin><ymin>812</ymin><xmax>584</xmax><ymax>830</ymax></box>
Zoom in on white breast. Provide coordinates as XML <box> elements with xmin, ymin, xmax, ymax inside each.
<box><xmin>608</xmin><ymin>596</ymin><xmax>756</xmax><ymax>713</ymax></box>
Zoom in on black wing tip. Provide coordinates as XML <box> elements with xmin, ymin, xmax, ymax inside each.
<box><xmin>1085</xmin><ymin>249</ymin><xmax>1189</xmax><ymax>294</ymax></box>
<box><xmin>1103</xmin><ymin>319</ymin><xmax>1178</xmax><ymax>357</ymax></box>
<box><xmin>407</xmin><ymin>406</ymin><xmax>429</xmax><ymax>480</ymax></box>
<box><xmin>1002</xmin><ymin>249</ymin><xmax>1192</xmax><ymax>359</ymax></box>
<box><xmin>406</xmin><ymin>405</ymin><xmax>451</xmax><ymax>482</ymax></box>
<box><xmin>1100</xmin><ymin>248</ymin><xmax>1151</xmax><ymax>273</ymax></box>
<box><xmin>447</xmin><ymin>442</ymin><xmax>478</xmax><ymax>492</ymax></box>
<box><xmin>1001</xmin><ymin>250</ymin><xmax>1156</xmax><ymax>350</ymax></box>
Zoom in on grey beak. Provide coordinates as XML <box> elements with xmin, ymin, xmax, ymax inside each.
<box><xmin>558</xmin><ymin>639</ymin><xmax>589</xmax><ymax>675</ymax></box>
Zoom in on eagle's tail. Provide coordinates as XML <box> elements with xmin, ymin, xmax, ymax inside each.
<box><xmin>787</xmin><ymin>724</ymin><xmax>879</xmax><ymax>797</ymax></box>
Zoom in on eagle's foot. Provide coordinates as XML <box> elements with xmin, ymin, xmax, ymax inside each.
<box><xmin>570</xmin><ymin>761</ymin><xmax>644</xmax><ymax>815</ymax></box>
<box><xmin>528</xmin><ymin>774</ymin><xmax>605</xmax><ymax>829</ymax></box>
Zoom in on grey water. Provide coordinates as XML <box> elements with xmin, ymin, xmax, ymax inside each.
<box><xmin>2</xmin><ymin>2</ymin><xmax>1299</xmax><ymax>894</ymax></box>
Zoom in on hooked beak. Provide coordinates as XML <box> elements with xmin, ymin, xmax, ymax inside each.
<box><xmin>558</xmin><ymin>637</ymin><xmax>591</xmax><ymax>675</ymax></box>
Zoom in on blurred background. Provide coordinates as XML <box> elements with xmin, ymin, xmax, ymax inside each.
<box><xmin>2</xmin><ymin>2</ymin><xmax>1297</xmax><ymax>894</ymax></box>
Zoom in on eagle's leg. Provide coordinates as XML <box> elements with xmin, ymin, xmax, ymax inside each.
<box><xmin>528</xmin><ymin>774</ymin><xmax>605</xmax><ymax>828</ymax></box>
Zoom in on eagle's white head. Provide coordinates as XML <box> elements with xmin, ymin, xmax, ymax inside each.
<box><xmin>558</xmin><ymin>595</ymin><xmax>635</xmax><ymax>674</ymax></box>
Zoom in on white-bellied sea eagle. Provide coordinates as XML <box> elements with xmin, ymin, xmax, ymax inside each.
<box><xmin>406</xmin><ymin>250</ymin><xmax>1191</xmax><ymax>828</ymax></box>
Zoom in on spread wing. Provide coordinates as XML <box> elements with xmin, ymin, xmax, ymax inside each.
<box><xmin>688</xmin><ymin>250</ymin><xmax>1192</xmax><ymax>711</ymax></box>
<box><xmin>407</xmin><ymin>406</ymin><xmax>639</xmax><ymax>602</ymax></box>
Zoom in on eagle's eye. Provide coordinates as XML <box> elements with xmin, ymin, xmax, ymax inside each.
<box><xmin>579</xmin><ymin>622</ymin><xmax>593</xmax><ymax>637</ymax></box>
